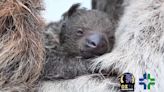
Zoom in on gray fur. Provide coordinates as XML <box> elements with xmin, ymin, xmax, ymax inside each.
<box><xmin>93</xmin><ymin>0</ymin><xmax>164</xmax><ymax>92</ymax></box>
<box><xmin>92</xmin><ymin>0</ymin><xmax>130</xmax><ymax>30</ymax></box>
<box><xmin>41</xmin><ymin>4</ymin><xmax>115</xmax><ymax>80</ymax></box>
<box><xmin>40</xmin><ymin>0</ymin><xmax>164</xmax><ymax>92</ymax></box>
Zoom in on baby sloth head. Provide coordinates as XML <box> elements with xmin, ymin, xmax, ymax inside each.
<box><xmin>60</xmin><ymin>3</ymin><xmax>115</xmax><ymax>58</ymax></box>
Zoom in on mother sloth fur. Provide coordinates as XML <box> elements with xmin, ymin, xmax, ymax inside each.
<box><xmin>0</xmin><ymin>0</ymin><xmax>44</xmax><ymax>91</ymax></box>
<box><xmin>93</xmin><ymin>0</ymin><xmax>164</xmax><ymax>91</ymax></box>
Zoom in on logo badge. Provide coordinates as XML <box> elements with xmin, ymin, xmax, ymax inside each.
<box><xmin>139</xmin><ymin>72</ymin><xmax>155</xmax><ymax>90</ymax></box>
<box><xmin>120</xmin><ymin>73</ymin><xmax>135</xmax><ymax>91</ymax></box>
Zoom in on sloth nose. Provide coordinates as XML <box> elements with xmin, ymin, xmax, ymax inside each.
<box><xmin>86</xmin><ymin>34</ymin><xmax>100</xmax><ymax>48</ymax></box>
<box><xmin>85</xmin><ymin>33</ymin><xmax>108</xmax><ymax>55</ymax></box>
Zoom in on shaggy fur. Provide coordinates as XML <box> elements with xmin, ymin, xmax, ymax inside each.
<box><xmin>2</xmin><ymin>0</ymin><xmax>163</xmax><ymax>92</ymax></box>
<box><xmin>0</xmin><ymin>0</ymin><xmax>44</xmax><ymax>91</ymax></box>
<box><xmin>41</xmin><ymin>4</ymin><xmax>115</xmax><ymax>80</ymax></box>
<box><xmin>40</xmin><ymin>0</ymin><xmax>164</xmax><ymax>92</ymax></box>
<box><xmin>92</xmin><ymin>0</ymin><xmax>126</xmax><ymax>29</ymax></box>
<box><xmin>42</xmin><ymin>21</ymin><xmax>91</xmax><ymax>80</ymax></box>
<box><xmin>43</xmin><ymin>22</ymin><xmax>61</xmax><ymax>49</ymax></box>
<box><xmin>93</xmin><ymin>0</ymin><xmax>164</xmax><ymax>91</ymax></box>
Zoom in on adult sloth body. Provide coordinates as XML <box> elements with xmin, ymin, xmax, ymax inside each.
<box><xmin>0</xmin><ymin>0</ymin><xmax>44</xmax><ymax>91</ymax></box>
<box><xmin>93</xmin><ymin>0</ymin><xmax>164</xmax><ymax>92</ymax></box>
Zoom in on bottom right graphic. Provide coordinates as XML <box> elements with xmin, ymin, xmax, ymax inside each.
<box><xmin>139</xmin><ymin>72</ymin><xmax>155</xmax><ymax>90</ymax></box>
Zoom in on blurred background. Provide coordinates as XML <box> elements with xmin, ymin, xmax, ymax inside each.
<box><xmin>43</xmin><ymin>0</ymin><xmax>91</xmax><ymax>23</ymax></box>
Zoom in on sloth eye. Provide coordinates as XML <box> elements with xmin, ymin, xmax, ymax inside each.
<box><xmin>76</xmin><ymin>28</ymin><xmax>84</xmax><ymax>36</ymax></box>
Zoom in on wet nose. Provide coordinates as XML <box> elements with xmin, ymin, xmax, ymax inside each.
<box><xmin>85</xmin><ymin>33</ymin><xmax>108</xmax><ymax>55</ymax></box>
<box><xmin>86</xmin><ymin>33</ymin><xmax>101</xmax><ymax>48</ymax></box>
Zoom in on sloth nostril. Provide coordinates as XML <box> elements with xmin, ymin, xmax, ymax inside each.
<box><xmin>87</xmin><ymin>40</ymin><xmax>97</xmax><ymax>48</ymax></box>
<box><xmin>90</xmin><ymin>41</ymin><xmax>97</xmax><ymax>47</ymax></box>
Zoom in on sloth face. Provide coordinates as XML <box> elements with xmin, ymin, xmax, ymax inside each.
<box><xmin>60</xmin><ymin>10</ymin><xmax>114</xmax><ymax>58</ymax></box>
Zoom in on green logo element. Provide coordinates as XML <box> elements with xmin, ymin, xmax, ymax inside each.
<box><xmin>139</xmin><ymin>73</ymin><xmax>155</xmax><ymax>90</ymax></box>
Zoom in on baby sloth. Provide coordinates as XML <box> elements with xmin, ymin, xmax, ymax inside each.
<box><xmin>42</xmin><ymin>3</ymin><xmax>115</xmax><ymax>80</ymax></box>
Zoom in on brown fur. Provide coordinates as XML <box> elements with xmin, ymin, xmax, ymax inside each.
<box><xmin>0</xmin><ymin>0</ymin><xmax>44</xmax><ymax>91</ymax></box>
<box><xmin>41</xmin><ymin>4</ymin><xmax>115</xmax><ymax>80</ymax></box>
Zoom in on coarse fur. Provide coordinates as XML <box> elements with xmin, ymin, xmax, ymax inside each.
<box><xmin>40</xmin><ymin>0</ymin><xmax>164</xmax><ymax>92</ymax></box>
<box><xmin>42</xmin><ymin>22</ymin><xmax>91</xmax><ymax>80</ymax></box>
<box><xmin>41</xmin><ymin>4</ymin><xmax>115</xmax><ymax>80</ymax></box>
<box><xmin>60</xmin><ymin>4</ymin><xmax>114</xmax><ymax>57</ymax></box>
<box><xmin>93</xmin><ymin>0</ymin><xmax>164</xmax><ymax>92</ymax></box>
<box><xmin>0</xmin><ymin>0</ymin><xmax>44</xmax><ymax>91</ymax></box>
<box><xmin>92</xmin><ymin>0</ymin><xmax>124</xmax><ymax>29</ymax></box>
<box><xmin>43</xmin><ymin>22</ymin><xmax>61</xmax><ymax>49</ymax></box>
<box><xmin>2</xmin><ymin>0</ymin><xmax>163</xmax><ymax>92</ymax></box>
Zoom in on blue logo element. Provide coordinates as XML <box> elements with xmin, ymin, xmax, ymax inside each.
<box><xmin>139</xmin><ymin>73</ymin><xmax>155</xmax><ymax>90</ymax></box>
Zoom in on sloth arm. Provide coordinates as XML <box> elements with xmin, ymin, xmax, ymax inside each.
<box><xmin>43</xmin><ymin>57</ymin><xmax>91</xmax><ymax>80</ymax></box>
<box><xmin>43</xmin><ymin>49</ymin><xmax>92</xmax><ymax>80</ymax></box>
<box><xmin>41</xmin><ymin>50</ymin><xmax>119</xmax><ymax>92</ymax></box>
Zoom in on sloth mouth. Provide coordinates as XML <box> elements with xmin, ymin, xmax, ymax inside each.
<box><xmin>80</xmin><ymin>47</ymin><xmax>109</xmax><ymax>59</ymax></box>
<box><xmin>80</xmin><ymin>50</ymin><xmax>105</xmax><ymax>59</ymax></box>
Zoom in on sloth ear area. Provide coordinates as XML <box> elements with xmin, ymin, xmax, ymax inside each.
<box><xmin>62</xmin><ymin>3</ymin><xmax>81</xmax><ymax>19</ymax></box>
